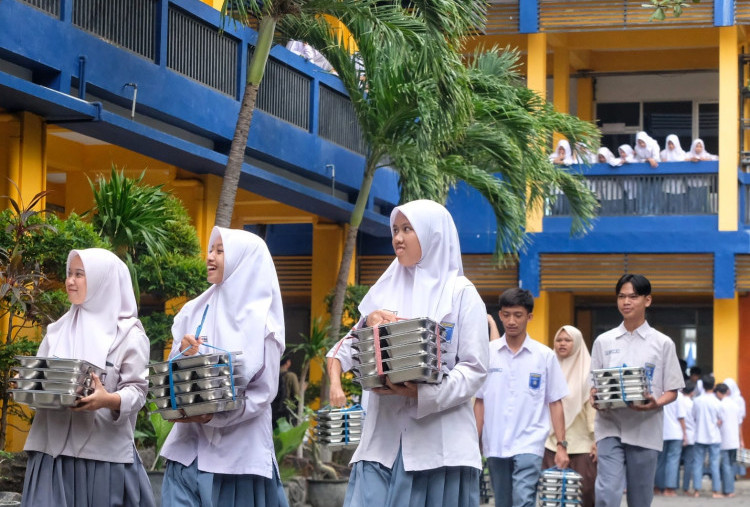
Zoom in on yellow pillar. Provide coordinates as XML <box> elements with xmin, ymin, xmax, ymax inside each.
<box><xmin>526</xmin><ymin>33</ymin><xmax>548</xmax><ymax>234</ymax></box>
<box><xmin>547</xmin><ymin>292</ymin><xmax>574</xmax><ymax>343</ymax></box>
<box><xmin>527</xmin><ymin>291</ymin><xmax>550</xmax><ymax>346</ymax></box>
<box><xmin>713</xmin><ymin>294</ymin><xmax>739</xmax><ymax>381</ymax></box>
<box><xmin>577</xmin><ymin>77</ymin><xmax>594</xmax><ymax>122</ymax></box>
<box><xmin>6</xmin><ymin>112</ymin><xmax>46</xmax><ymax>209</ymax></box>
<box><xmin>718</xmin><ymin>25</ymin><xmax>739</xmax><ymax>231</ymax></box>
<box><xmin>552</xmin><ymin>48</ymin><xmax>570</xmax><ymax>147</ymax></box>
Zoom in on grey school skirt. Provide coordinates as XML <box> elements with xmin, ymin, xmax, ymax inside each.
<box><xmin>344</xmin><ymin>446</ymin><xmax>480</xmax><ymax>507</ymax></box>
<box><xmin>21</xmin><ymin>446</ymin><xmax>155</xmax><ymax>507</ymax></box>
<box><xmin>161</xmin><ymin>459</ymin><xmax>289</xmax><ymax>507</ymax></box>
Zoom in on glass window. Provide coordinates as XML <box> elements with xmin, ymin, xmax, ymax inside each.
<box><xmin>643</xmin><ymin>101</ymin><xmax>692</xmax><ymax>151</ymax></box>
<box><xmin>698</xmin><ymin>103</ymin><xmax>718</xmax><ymax>155</ymax></box>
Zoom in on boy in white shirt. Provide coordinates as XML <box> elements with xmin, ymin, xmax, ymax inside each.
<box><xmin>474</xmin><ymin>288</ymin><xmax>569</xmax><ymax>507</ymax></box>
<box><xmin>679</xmin><ymin>381</ymin><xmax>698</xmax><ymax>494</ymax></box>
<box><xmin>691</xmin><ymin>375</ymin><xmax>723</xmax><ymax>498</ymax></box>
<box><xmin>716</xmin><ymin>382</ymin><xmax>742</xmax><ymax>498</ymax></box>
<box><xmin>654</xmin><ymin>387</ymin><xmax>686</xmax><ymax>496</ymax></box>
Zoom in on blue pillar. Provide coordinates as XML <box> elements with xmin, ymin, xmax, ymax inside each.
<box><xmin>714</xmin><ymin>250</ymin><xmax>735</xmax><ymax>299</ymax></box>
<box><xmin>519</xmin><ymin>247</ymin><xmax>540</xmax><ymax>296</ymax></box>
<box><xmin>155</xmin><ymin>0</ymin><xmax>169</xmax><ymax>66</ymax></box>
<box><xmin>519</xmin><ymin>0</ymin><xmax>539</xmax><ymax>34</ymax></box>
<box><xmin>714</xmin><ymin>0</ymin><xmax>734</xmax><ymax>27</ymax></box>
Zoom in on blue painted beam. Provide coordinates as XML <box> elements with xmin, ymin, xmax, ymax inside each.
<box><xmin>714</xmin><ymin>0</ymin><xmax>734</xmax><ymax>27</ymax></box>
<box><xmin>519</xmin><ymin>0</ymin><xmax>539</xmax><ymax>34</ymax></box>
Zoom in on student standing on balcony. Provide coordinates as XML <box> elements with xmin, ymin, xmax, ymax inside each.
<box><xmin>21</xmin><ymin>249</ymin><xmax>155</xmax><ymax>507</ymax></box>
<box><xmin>549</xmin><ymin>139</ymin><xmax>577</xmax><ymax>165</ymax></box>
<box><xmin>597</xmin><ymin>147</ymin><xmax>616</xmax><ymax>165</ymax></box>
<box><xmin>612</xmin><ymin>144</ymin><xmax>636</xmax><ymax>166</ymax></box>
<box><xmin>329</xmin><ymin>199</ymin><xmax>489</xmax><ymax>507</ymax></box>
<box><xmin>589</xmin><ymin>274</ymin><xmax>684</xmax><ymax>507</ymax></box>
<box><xmin>686</xmin><ymin>138</ymin><xmax>718</xmax><ymax>162</ymax></box>
<box><xmin>633</xmin><ymin>131</ymin><xmax>660</xmax><ymax>168</ymax></box>
<box><xmin>660</xmin><ymin>134</ymin><xmax>687</xmax><ymax>162</ymax></box>
<box><xmin>159</xmin><ymin>227</ymin><xmax>287</xmax><ymax>507</ymax></box>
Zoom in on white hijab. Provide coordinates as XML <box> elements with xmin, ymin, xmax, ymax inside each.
<box><xmin>171</xmin><ymin>227</ymin><xmax>285</xmax><ymax>381</ymax></box>
<box><xmin>612</xmin><ymin>144</ymin><xmax>635</xmax><ymax>166</ymax></box>
<box><xmin>661</xmin><ymin>134</ymin><xmax>686</xmax><ymax>162</ymax></box>
<box><xmin>723</xmin><ymin>378</ymin><xmax>746</xmax><ymax>422</ymax></box>
<box><xmin>634</xmin><ymin>131</ymin><xmax>659</xmax><ymax>161</ymax></box>
<box><xmin>688</xmin><ymin>138</ymin><xmax>717</xmax><ymax>161</ymax></box>
<box><xmin>359</xmin><ymin>200</ymin><xmax>463</xmax><ymax>323</ymax></box>
<box><xmin>45</xmin><ymin>248</ymin><xmax>142</xmax><ymax>369</ymax></box>
<box><xmin>597</xmin><ymin>147</ymin><xmax>616</xmax><ymax>165</ymax></box>
<box><xmin>549</xmin><ymin>140</ymin><xmax>576</xmax><ymax>166</ymax></box>
<box><xmin>553</xmin><ymin>325</ymin><xmax>591</xmax><ymax>430</ymax></box>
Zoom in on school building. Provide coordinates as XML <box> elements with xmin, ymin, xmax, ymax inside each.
<box><xmin>1</xmin><ymin>0</ymin><xmax>750</xmax><ymax>447</ymax></box>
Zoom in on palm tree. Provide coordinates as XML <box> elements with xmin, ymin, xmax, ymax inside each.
<box><xmin>215</xmin><ymin>0</ymin><xmax>436</xmax><ymax>227</ymax></box>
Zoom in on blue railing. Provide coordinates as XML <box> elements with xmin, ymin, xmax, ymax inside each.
<box><xmin>547</xmin><ymin>161</ymin><xmax>719</xmax><ymax>217</ymax></box>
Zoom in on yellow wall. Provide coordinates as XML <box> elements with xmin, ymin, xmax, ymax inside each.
<box><xmin>527</xmin><ymin>291</ymin><xmax>574</xmax><ymax>347</ymax></box>
<box><xmin>713</xmin><ymin>294</ymin><xmax>739</xmax><ymax>381</ymax></box>
<box><xmin>718</xmin><ymin>25</ymin><xmax>739</xmax><ymax>232</ymax></box>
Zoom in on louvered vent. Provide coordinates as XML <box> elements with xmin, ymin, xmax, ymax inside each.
<box><xmin>736</xmin><ymin>255</ymin><xmax>750</xmax><ymax>291</ymax></box>
<box><xmin>274</xmin><ymin>256</ymin><xmax>312</xmax><ymax>297</ymax></box>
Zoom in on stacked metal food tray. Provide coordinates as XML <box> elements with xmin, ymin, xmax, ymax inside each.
<box><xmin>147</xmin><ymin>351</ymin><xmax>243</xmax><ymax>420</ymax></box>
<box><xmin>537</xmin><ymin>469</ymin><xmax>583</xmax><ymax>507</ymax></box>
<box><xmin>10</xmin><ymin>356</ymin><xmax>104</xmax><ymax>409</ymax></box>
<box><xmin>351</xmin><ymin>318</ymin><xmax>446</xmax><ymax>390</ymax></box>
<box><xmin>314</xmin><ymin>406</ymin><xmax>364</xmax><ymax>448</ymax></box>
<box><xmin>737</xmin><ymin>448</ymin><xmax>750</xmax><ymax>466</ymax></box>
<box><xmin>591</xmin><ymin>366</ymin><xmax>650</xmax><ymax>409</ymax></box>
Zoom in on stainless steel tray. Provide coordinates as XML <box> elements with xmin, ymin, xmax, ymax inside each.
<box><xmin>14</xmin><ymin>366</ymin><xmax>101</xmax><ymax>383</ymax></box>
<box><xmin>155</xmin><ymin>398</ymin><xmax>241</xmax><ymax>420</ymax></box>
<box><xmin>315</xmin><ymin>427</ymin><xmax>363</xmax><ymax>437</ymax></box>
<box><xmin>149</xmin><ymin>351</ymin><xmax>242</xmax><ymax>374</ymax></box>
<box><xmin>592</xmin><ymin>367</ymin><xmax>645</xmax><ymax>377</ymax></box>
<box><xmin>353</xmin><ymin>339</ymin><xmax>440</xmax><ymax>364</ymax></box>
<box><xmin>316</xmin><ymin>419</ymin><xmax>363</xmax><ymax>430</ymax></box>
<box><xmin>737</xmin><ymin>449</ymin><xmax>750</xmax><ymax>465</ymax></box>
<box><xmin>352</xmin><ymin>329</ymin><xmax>442</xmax><ymax>354</ymax></box>
<box><xmin>594</xmin><ymin>376</ymin><xmax>647</xmax><ymax>386</ymax></box>
<box><xmin>356</xmin><ymin>364</ymin><xmax>441</xmax><ymax>390</ymax></box>
<box><xmin>594</xmin><ymin>398</ymin><xmax>649</xmax><ymax>409</ymax></box>
<box><xmin>540</xmin><ymin>470</ymin><xmax>582</xmax><ymax>481</ymax></box>
<box><xmin>595</xmin><ymin>385</ymin><xmax>648</xmax><ymax>394</ymax></box>
<box><xmin>351</xmin><ymin>318</ymin><xmax>445</xmax><ymax>341</ymax></box>
<box><xmin>316</xmin><ymin>435</ymin><xmax>361</xmax><ymax>444</ymax></box>
<box><xmin>10</xmin><ymin>389</ymin><xmax>80</xmax><ymax>409</ymax></box>
<box><xmin>538</xmin><ymin>484</ymin><xmax>582</xmax><ymax>494</ymax></box>
<box><xmin>148</xmin><ymin>364</ymin><xmax>235</xmax><ymax>386</ymax></box>
<box><xmin>13</xmin><ymin>379</ymin><xmax>91</xmax><ymax>396</ymax></box>
<box><xmin>151</xmin><ymin>387</ymin><xmax>235</xmax><ymax>409</ymax></box>
<box><xmin>149</xmin><ymin>377</ymin><xmax>232</xmax><ymax>397</ymax></box>
<box><xmin>316</xmin><ymin>407</ymin><xmax>364</xmax><ymax>421</ymax></box>
<box><xmin>355</xmin><ymin>352</ymin><xmax>439</xmax><ymax>377</ymax></box>
<box><xmin>14</xmin><ymin>356</ymin><xmax>104</xmax><ymax>374</ymax></box>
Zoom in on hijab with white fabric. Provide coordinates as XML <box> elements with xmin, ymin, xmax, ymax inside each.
<box><xmin>687</xmin><ymin>138</ymin><xmax>718</xmax><ymax>161</ymax></box>
<box><xmin>597</xmin><ymin>147</ymin><xmax>616</xmax><ymax>165</ymax></box>
<box><xmin>553</xmin><ymin>325</ymin><xmax>591</xmax><ymax>430</ymax></box>
<box><xmin>45</xmin><ymin>248</ymin><xmax>142</xmax><ymax>369</ymax></box>
<box><xmin>634</xmin><ymin>131</ymin><xmax>660</xmax><ymax>162</ymax></box>
<box><xmin>723</xmin><ymin>378</ymin><xmax>747</xmax><ymax>423</ymax></box>
<box><xmin>358</xmin><ymin>199</ymin><xmax>463</xmax><ymax>324</ymax></box>
<box><xmin>612</xmin><ymin>144</ymin><xmax>636</xmax><ymax>166</ymax></box>
<box><xmin>661</xmin><ymin>134</ymin><xmax>687</xmax><ymax>162</ymax></box>
<box><xmin>171</xmin><ymin>227</ymin><xmax>285</xmax><ymax>381</ymax></box>
<box><xmin>549</xmin><ymin>140</ymin><xmax>576</xmax><ymax>165</ymax></box>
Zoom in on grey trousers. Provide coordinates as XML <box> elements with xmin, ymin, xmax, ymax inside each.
<box><xmin>595</xmin><ymin>437</ymin><xmax>659</xmax><ymax>507</ymax></box>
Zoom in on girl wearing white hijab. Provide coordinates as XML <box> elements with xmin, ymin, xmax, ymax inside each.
<box><xmin>660</xmin><ymin>134</ymin><xmax>687</xmax><ymax>162</ymax></box>
<box><xmin>611</xmin><ymin>144</ymin><xmax>636</xmax><ymax>167</ymax></box>
<box><xmin>597</xmin><ymin>147</ymin><xmax>616</xmax><ymax>165</ymax></box>
<box><xmin>329</xmin><ymin>199</ymin><xmax>488</xmax><ymax>507</ymax></box>
<box><xmin>22</xmin><ymin>248</ymin><xmax>154</xmax><ymax>507</ymax></box>
<box><xmin>543</xmin><ymin>326</ymin><xmax>596</xmax><ymax>507</ymax></box>
<box><xmin>634</xmin><ymin>131</ymin><xmax>660</xmax><ymax>168</ymax></box>
<box><xmin>686</xmin><ymin>138</ymin><xmax>718</xmax><ymax>162</ymax></box>
<box><xmin>550</xmin><ymin>139</ymin><xmax>577</xmax><ymax>165</ymax></box>
<box><xmin>160</xmin><ymin>227</ymin><xmax>286</xmax><ymax>507</ymax></box>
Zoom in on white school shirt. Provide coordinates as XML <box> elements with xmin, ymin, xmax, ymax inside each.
<box><xmin>719</xmin><ymin>397</ymin><xmax>741</xmax><ymax>451</ymax></box>
<box><xmin>476</xmin><ymin>335</ymin><xmax>569</xmax><ymax>458</ymax></box>
<box><xmin>329</xmin><ymin>280</ymin><xmax>488</xmax><ymax>471</ymax></box>
<box><xmin>662</xmin><ymin>392</ymin><xmax>686</xmax><ymax>441</ymax></box>
<box><xmin>160</xmin><ymin>333</ymin><xmax>282</xmax><ymax>477</ymax></box>
<box><xmin>692</xmin><ymin>393</ymin><xmax>722</xmax><ymax>445</ymax></box>
<box><xmin>590</xmin><ymin>321</ymin><xmax>685</xmax><ymax>452</ymax></box>
<box><xmin>679</xmin><ymin>393</ymin><xmax>696</xmax><ymax>445</ymax></box>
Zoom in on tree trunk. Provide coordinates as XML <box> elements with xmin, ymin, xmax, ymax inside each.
<box><xmin>0</xmin><ymin>315</ymin><xmax>13</xmax><ymax>449</ymax></box>
<box><xmin>214</xmin><ymin>16</ymin><xmax>276</xmax><ymax>228</ymax></box>
<box><xmin>328</xmin><ymin>160</ymin><xmax>378</xmax><ymax>343</ymax></box>
<box><xmin>295</xmin><ymin>361</ymin><xmax>310</xmax><ymax>459</ymax></box>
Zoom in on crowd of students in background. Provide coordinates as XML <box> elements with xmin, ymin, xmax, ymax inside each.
<box><xmin>549</xmin><ymin>131</ymin><xmax>718</xmax><ymax>168</ymax></box>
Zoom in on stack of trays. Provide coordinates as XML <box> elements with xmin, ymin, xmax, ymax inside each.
<box><xmin>737</xmin><ymin>448</ymin><xmax>750</xmax><ymax>466</ymax></box>
<box><xmin>591</xmin><ymin>366</ymin><xmax>650</xmax><ymax>409</ymax></box>
<box><xmin>148</xmin><ymin>351</ymin><xmax>243</xmax><ymax>420</ymax></box>
<box><xmin>314</xmin><ymin>406</ymin><xmax>364</xmax><ymax>448</ymax></box>
<box><xmin>10</xmin><ymin>356</ymin><xmax>103</xmax><ymax>409</ymax></box>
<box><xmin>537</xmin><ymin>469</ymin><xmax>583</xmax><ymax>506</ymax></box>
<box><xmin>351</xmin><ymin>318</ymin><xmax>445</xmax><ymax>390</ymax></box>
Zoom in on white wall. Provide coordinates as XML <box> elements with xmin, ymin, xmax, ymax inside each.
<box><xmin>593</xmin><ymin>71</ymin><xmax>718</xmax><ymax>103</ymax></box>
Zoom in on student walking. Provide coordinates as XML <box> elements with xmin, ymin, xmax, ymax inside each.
<box><xmin>679</xmin><ymin>381</ymin><xmax>698</xmax><ymax>494</ymax></box>
<box><xmin>716</xmin><ymin>382</ymin><xmax>742</xmax><ymax>498</ymax></box>
<box><xmin>691</xmin><ymin>375</ymin><xmax>723</xmax><ymax>498</ymax></box>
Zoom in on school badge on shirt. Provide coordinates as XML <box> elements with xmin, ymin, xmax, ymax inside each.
<box><xmin>440</xmin><ymin>321</ymin><xmax>455</xmax><ymax>343</ymax></box>
<box><xmin>529</xmin><ymin>373</ymin><xmax>542</xmax><ymax>390</ymax></box>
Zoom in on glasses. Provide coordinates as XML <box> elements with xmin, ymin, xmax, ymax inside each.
<box><xmin>617</xmin><ymin>293</ymin><xmax>642</xmax><ymax>301</ymax></box>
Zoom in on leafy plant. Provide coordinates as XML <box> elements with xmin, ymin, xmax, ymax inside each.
<box><xmin>141</xmin><ymin>401</ymin><xmax>174</xmax><ymax>471</ymax></box>
<box><xmin>274</xmin><ymin>417</ymin><xmax>310</xmax><ymax>466</ymax></box>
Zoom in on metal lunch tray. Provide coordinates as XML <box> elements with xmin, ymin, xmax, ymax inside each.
<box><xmin>595</xmin><ymin>385</ymin><xmax>649</xmax><ymax>394</ymax></box>
<box><xmin>351</xmin><ymin>329</ymin><xmax>442</xmax><ymax>355</ymax></box>
<box><xmin>354</xmin><ymin>352</ymin><xmax>439</xmax><ymax>377</ymax></box>
<box><xmin>14</xmin><ymin>356</ymin><xmax>104</xmax><ymax>374</ymax></box>
<box><xmin>594</xmin><ymin>392</ymin><xmax>648</xmax><ymax>401</ymax></box>
<box><xmin>317</xmin><ymin>419</ymin><xmax>363</xmax><ymax>430</ymax></box>
<box><xmin>14</xmin><ymin>356</ymin><xmax>48</xmax><ymax>369</ymax></box>
<box><xmin>593</xmin><ymin>376</ymin><xmax>647</xmax><ymax>386</ymax></box>
<box><xmin>351</xmin><ymin>317</ymin><xmax>445</xmax><ymax>340</ymax></box>
<box><xmin>316</xmin><ymin>407</ymin><xmax>364</xmax><ymax>421</ymax></box>
<box><xmin>151</xmin><ymin>387</ymin><xmax>235</xmax><ymax>409</ymax></box>
<box><xmin>13</xmin><ymin>379</ymin><xmax>91</xmax><ymax>396</ymax></box>
<box><xmin>149</xmin><ymin>377</ymin><xmax>232</xmax><ymax>398</ymax></box>
<box><xmin>148</xmin><ymin>364</ymin><xmax>236</xmax><ymax>386</ymax></box>
<box><xmin>539</xmin><ymin>477</ymin><xmax>582</xmax><ymax>487</ymax></box>
<box><xmin>316</xmin><ymin>434</ymin><xmax>361</xmax><ymax>444</ymax></box>
<box><xmin>148</xmin><ymin>351</ymin><xmax>242</xmax><ymax>374</ymax></box>
<box><xmin>155</xmin><ymin>398</ymin><xmax>241</xmax><ymax>420</ymax></box>
<box><xmin>540</xmin><ymin>469</ymin><xmax>582</xmax><ymax>481</ymax></box>
<box><xmin>539</xmin><ymin>486</ymin><xmax>582</xmax><ymax>495</ymax></box>
<box><xmin>356</xmin><ymin>364</ymin><xmax>441</xmax><ymax>390</ymax></box>
<box><xmin>353</xmin><ymin>339</ymin><xmax>440</xmax><ymax>364</ymax></box>
<box><xmin>592</xmin><ymin>367</ymin><xmax>645</xmax><ymax>377</ymax></box>
<box><xmin>10</xmin><ymin>389</ymin><xmax>82</xmax><ymax>409</ymax></box>
<box><xmin>594</xmin><ymin>398</ymin><xmax>649</xmax><ymax>409</ymax></box>
<box><xmin>315</xmin><ymin>427</ymin><xmax>363</xmax><ymax>437</ymax></box>
<box><xmin>737</xmin><ymin>449</ymin><xmax>750</xmax><ymax>465</ymax></box>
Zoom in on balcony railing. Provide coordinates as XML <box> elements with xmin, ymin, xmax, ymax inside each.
<box><xmin>547</xmin><ymin>162</ymin><xmax>719</xmax><ymax>217</ymax></box>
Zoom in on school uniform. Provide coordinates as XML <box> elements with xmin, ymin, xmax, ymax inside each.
<box><xmin>679</xmin><ymin>393</ymin><xmax>697</xmax><ymax>492</ymax></box>
<box><xmin>692</xmin><ymin>393</ymin><xmax>722</xmax><ymax>493</ymax></box>
<box><xmin>719</xmin><ymin>396</ymin><xmax>741</xmax><ymax>495</ymax></box>
<box><xmin>476</xmin><ymin>335</ymin><xmax>568</xmax><ymax>507</ymax></box>
<box><xmin>590</xmin><ymin>321</ymin><xmax>685</xmax><ymax>507</ymax></box>
<box><xmin>654</xmin><ymin>394</ymin><xmax>685</xmax><ymax>490</ymax></box>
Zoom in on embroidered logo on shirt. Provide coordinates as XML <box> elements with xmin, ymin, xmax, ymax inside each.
<box><xmin>440</xmin><ymin>321</ymin><xmax>455</xmax><ymax>343</ymax></box>
<box><xmin>529</xmin><ymin>373</ymin><xmax>542</xmax><ymax>390</ymax></box>
<box><xmin>644</xmin><ymin>362</ymin><xmax>656</xmax><ymax>381</ymax></box>
<box><xmin>605</xmin><ymin>349</ymin><xmax>620</xmax><ymax>356</ymax></box>
<box><xmin>488</xmin><ymin>367</ymin><xmax>503</xmax><ymax>374</ymax></box>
